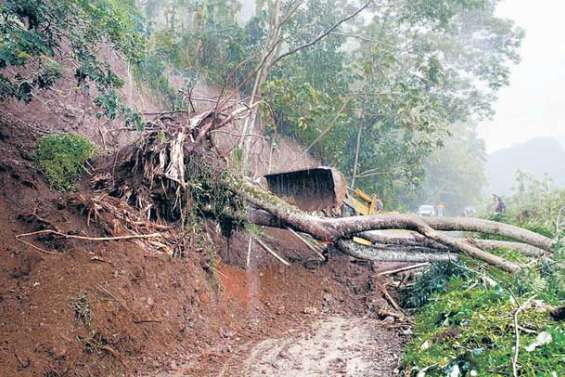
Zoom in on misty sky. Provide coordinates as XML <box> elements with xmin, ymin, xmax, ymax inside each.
<box><xmin>477</xmin><ymin>0</ymin><xmax>565</xmax><ymax>152</ymax></box>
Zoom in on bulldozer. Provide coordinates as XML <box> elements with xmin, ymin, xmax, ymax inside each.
<box><xmin>264</xmin><ymin>167</ymin><xmax>381</xmax><ymax>216</ymax></box>
<box><xmin>264</xmin><ymin>167</ymin><xmax>381</xmax><ymax>248</ymax></box>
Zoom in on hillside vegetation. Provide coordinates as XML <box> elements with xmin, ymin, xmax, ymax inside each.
<box><xmin>1</xmin><ymin>1</ymin><xmax>563</xmax><ymax>377</ymax></box>
<box><xmin>1</xmin><ymin>0</ymin><xmax>524</xmax><ymax>208</ymax></box>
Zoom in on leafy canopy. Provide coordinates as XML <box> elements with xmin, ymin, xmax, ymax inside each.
<box><xmin>1</xmin><ymin>0</ymin><xmax>524</xmax><ymax>207</ymax></box>
<box><xmin>256</xmin><ymin>0</ymin><xmax>523</xmax><ymax>207</ymax></box>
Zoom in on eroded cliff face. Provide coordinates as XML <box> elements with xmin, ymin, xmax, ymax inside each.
<box><xmin>0</xmin><ymin>47</ymin><xmax>398</xmax><ymax>376</ymax></box>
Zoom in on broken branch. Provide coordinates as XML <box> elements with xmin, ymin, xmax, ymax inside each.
<box><xmin>253</xmin><ymin>236</ymin><xmax>291</xmax><ymax>266</ymax></box>
<box><xmin>16</xmin><ymin>229</ymin><xmax>161</xmax><ymax>242</ymax></box>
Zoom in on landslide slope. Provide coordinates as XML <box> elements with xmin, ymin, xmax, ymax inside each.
<box><xmin>0</xmin><ymin>52</ymin><xmax>401</xmax><ymax>376</ymax></box>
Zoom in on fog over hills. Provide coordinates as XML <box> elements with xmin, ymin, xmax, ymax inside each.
<box><xmin>486</xmin><ymin>137</ymin><xmax>565</xmax><ymax>195</ymax></box>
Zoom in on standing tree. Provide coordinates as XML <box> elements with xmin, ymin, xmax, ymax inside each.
<box><xmin>260</xmin><ymin>0</ymin><xmax>523</xmax><ymax>207</ymax></box>
<box><xmin>407</xmin><ymin>124</ymin><xmax>487</xmax><ymax>215</ymax></box>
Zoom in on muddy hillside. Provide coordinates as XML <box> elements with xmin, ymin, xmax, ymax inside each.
<box><xmin>0</xmin><ymin>58</ymin><xmax>408</xmax><ymax>376</ymax></box>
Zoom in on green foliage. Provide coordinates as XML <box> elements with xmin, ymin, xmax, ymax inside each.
<box><xmin>258</xmin><ymin>0</ymin><xmax>522</xmax><ymax>208</ymax></box>
<box><xmin>501</xmin><ymin>172</ymin><xmax>565</xmax><ymax>237</ymax></box>
<box><xmin>1</xmin><ymin>0</ymin><xmax>523</xmax><ymax>209</ymax></box>
<box><xmin>36</xmin><ymin>134</ymin><xmax>96</xmax><ymax>191</ymax></box>
<box><xmin>400</xmin><ymin>262</ymin><xmax>471</xmax><ymax>309</ymax></box>
<box><xmin>133</xmin><ymin>53</ymin><xmax>181</xmax><ymax>109</ymax></box>
<box><xmin>138</xmin><ymin>0</ymin><xmax>249</xmax><ymax>94</ymax></box>
<box><xmin>94</xmin><ymin>90</ymin><xmax>144</xmax><ymax>129</ymax></box>
<box><xmin>261</xmin><ymin>78</ymin><xmax>352</xmax><ymax>161</ymax></box>
<box><xmin>97</xmin><ymin>0</ymin><xmax>521</xmax><ymax>210</ymax></box>
<box><xmin>0</xmin><ymin>0</ymin><xmax>144</xmax><ymax>126</ymax></box>
<box><xmin>403</xmin><ymin>186</ymin><xmax>565</xmax><ymax>376</ymax></box>
<box><xmin>184</xmin><ymin>155</ymin><xmax>245</xmax><ymax>238</ymax></box>
<box><xmin>402</xmin><ymin>263</ymin><xmax>565</xmax><ymax>376</ymax></box>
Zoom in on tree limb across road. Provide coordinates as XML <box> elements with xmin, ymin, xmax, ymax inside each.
<box><xmin>102</xmin><ymin>116</ymin><xmax>555</xmax><ymax>274</ymax></box>
<box><xmin>234</xmin><ymin>179</ymin><xmax>555</xmax><ymax>273</ymax></box>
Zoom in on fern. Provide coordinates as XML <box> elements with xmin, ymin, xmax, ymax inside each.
<box><xmin>399</xmin><ymin>262</ymin><xmax>470</xmax><ymax>309</ymax></box>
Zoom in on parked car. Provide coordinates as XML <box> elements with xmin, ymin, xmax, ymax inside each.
<box><xmin>417</xmin><ymin>204</ymin><xmax>436</xmax><ymax>217</ymax></box>
<box><xmin>464</xmin><ymin>206</ymin><xmax>477</xmax><ymax>217</ymax></box>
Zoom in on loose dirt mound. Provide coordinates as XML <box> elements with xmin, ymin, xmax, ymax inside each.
<box><xmin>0</xmin><ymin>114</ymin><xmax>214</xmax><ymax>376</ymax></box>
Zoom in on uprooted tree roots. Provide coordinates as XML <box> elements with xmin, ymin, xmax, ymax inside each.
<box><xmin>80</xmin><ymin>111</ymin><xmax>556</xmax><ymax>274</ymax></box>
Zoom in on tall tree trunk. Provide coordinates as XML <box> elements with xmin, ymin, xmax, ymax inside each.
<box><xmin>351</xmin><ymin>122</ymin><xmax>364</xmax><ymax>189</ymax></box>
<box><xmin>239</xmin><ymin>0</ymin><xmax>373</xmax><ymax>174</ymax></box>
<box><xmin>239</xmin><ymin>0</ymin><xmax>282</xmax><ymax>173</ymax></box>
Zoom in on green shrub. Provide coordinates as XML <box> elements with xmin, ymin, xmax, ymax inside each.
<box><xmin>399</xmin><ymin>262</ymin><xmax>470</xmax><ymax>309</ymax></box>
<box><xmin>36</xmin><ymin>133</ymin><xmax>96</xmax><ymax>191</ymax></box>
<box><xmin>401</xmin><ymin>259</ymin><xmax>565</xmax><ymax>376</ymax></box>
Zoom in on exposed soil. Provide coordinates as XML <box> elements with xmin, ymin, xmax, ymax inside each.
<box><xmin>241</xmin><ymin>316</ymin><xmax>402</xmax><ymax>377</ymax></box>
<box><xmin>0</xmin><ymin>58</ymin><xmax>407</xmax><ymax>376</ymax></box>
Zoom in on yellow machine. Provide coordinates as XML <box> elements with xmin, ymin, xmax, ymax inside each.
<box><xmin>264</xmin><ymin>167</ymin><xmax>381</xmax><ymax>247</ymax></box>
<box><xmin>344</xmin><ymin>188</ymin><xmax>380</xmax><ymax>216</ymax></box>
<box><xmin>345</xmin><ymin>189</ymin><xmax>381</xmax><ymax>246</ymax></box>
<box><xmin>264</xmin><ymin>167</ymin><xmax>381</xmax><ymax>216</ymax></box>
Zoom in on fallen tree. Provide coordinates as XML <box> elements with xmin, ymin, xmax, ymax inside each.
<box><xmin>423</xmin><ymin>217</ymin><xmax>555</xmax><ymax>251</ymax></box>
<box><xmin>336</xmin><ymin>240</ymin><xmax>457</xmax><ymax>263</ymax></box>
<box><xmin>358</xmin><ymin>230</ymin><xmax>547</xmax><ymax>258</ymax></box>
<box><xmin>235</xmin><ymin>180</ymin><xmax>551</xmax><ymax>273</ymax></box>
<box><xmin>84</xmin><ymin>111</ymin><xmax>556</xmax><ymax>274</ymax></box>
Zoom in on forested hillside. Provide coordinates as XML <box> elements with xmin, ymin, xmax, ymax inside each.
<box><xmin>137</xmin><ymin>0</ymin><xmax>523</xmax><ymax>208</ymax></box>
<box><xmin>1</xmin><ymin>1</ymin><xmax>563</xmax><ymax>377</ymax></box>
<box><xmin>1</xmin><ymin>0</ymin><xmax>524</xmax><ymax>207</ymax></box>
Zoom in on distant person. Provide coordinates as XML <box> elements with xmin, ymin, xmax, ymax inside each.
<box><xmin>436</xmin><ymin>203</ymin><xmax>446</xmax><ymax>217</ymax></box>
<box><xmin>493</xmin><ymin>194</ymin><xmax>506</xmax><ymax>215</ymax></box>
<box><xmin>375</xmin><ymin>198</ymin><xmax>384</xmax><ymax>212</ymax></box>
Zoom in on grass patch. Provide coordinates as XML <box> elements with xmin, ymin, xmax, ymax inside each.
<box><xmin>399</xmin><ymin>262</ymin><xmax>471</xmax><ymax>309</ymax></box>
<box><xmin>36</xmin><ymin>133</ymin><xmax>96</xmax><ymax>191</ymax></box>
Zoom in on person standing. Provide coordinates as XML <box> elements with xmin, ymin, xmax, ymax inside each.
<box><xmin>493</xmin><ymin>194</ymin><xmax>506</xmax><ymax>215</ymax></box>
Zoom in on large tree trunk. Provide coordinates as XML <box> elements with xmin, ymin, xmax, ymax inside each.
<box><xmin>336</xmin><ymin>240</ymin><xmax>457</xmax><ymax>262</ymax></box>
<box><xmin>467</xmin><ymin>239</ymin><xmax>547</xmax><ymax>258</ymax></box>
<box><xmin>359</xmin><ymin>230</ymin><xmax>449</xmax><ymax>250</ymax></box>
<box><xmin>358</xmin><ymin>230</ymin><xmax>547</xmax><ymax>257</ymax></box>
<box><xmin>103</xmin><ymin>122</ymin><xmax>553</xmax><ymax>275</ymax></box>
<box><xmin>423</xmin><ymin>217</ymin><xmax>555</xmax><ymax>251</ymax></box>
<box><xmin>236</xmin><ymin>181</ymin><xmax>533</xmax><ymax>273</ymax></box>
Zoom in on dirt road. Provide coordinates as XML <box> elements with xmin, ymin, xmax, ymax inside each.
<box><xmin>217</xmin><ymin>316</ymin><xmax>404</xmax><ymax>377</ymax></box>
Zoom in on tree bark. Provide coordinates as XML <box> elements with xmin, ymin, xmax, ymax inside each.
<box><xmin>423</xmin><ymin>217</ymin><xmax>555</xmax><ymax>251</ymax></box>
<box><xmin>351</xmin><ymin>122</ymin><xmax>363</xmax><ymax>190</ymax></box>
<box><xmin>358</xmin><ymin>230</ymin><xmax>547</xmax><ymax>257</ymax></box>
<box><xmin>109</xmin><ymin>126</ymin><xmax>551</xmax><ymax>275</ymax></box>
<box><xmin>336</xmin><ymin>240</ymin><xmax>457</xmax><ymax>262</ymax></box>
<box><xmin>467</xmin><ymin>239</ymin><xmax>547</xmax><ymax>258</ymax></box>
<box><xmin>358</xmin><ymin>230</ymin><xmax>449</xmax><ymax>250</ymax></box>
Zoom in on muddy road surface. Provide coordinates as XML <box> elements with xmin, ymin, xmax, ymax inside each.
<box><xmin>241</xmin><ymin>316</ymin><xmax>403</xmax><ymax>377</ymax></box>
<box><xmin>161</xmin><ymin>315</ymin><xmax>404</xmax><ymax>377</ymax></box>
